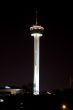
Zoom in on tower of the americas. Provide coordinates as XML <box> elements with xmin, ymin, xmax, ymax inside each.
<box><xmin>30</xmin><ymin>12</ymin><xmax>44</xmax><ymax>95</ymax></box>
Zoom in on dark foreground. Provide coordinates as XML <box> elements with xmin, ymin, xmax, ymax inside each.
<box><xmin>0</xmin><ymin>89</ymin><xmax>73</xmax><ymax>110</ymax></box>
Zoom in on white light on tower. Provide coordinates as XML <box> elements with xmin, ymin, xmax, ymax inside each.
<box><xmin>30</xmin><ymin>12</ymin><xmax>44</xmax><ymax>95</ymax></box>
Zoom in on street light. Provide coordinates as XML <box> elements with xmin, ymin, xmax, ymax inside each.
<box><xmin>62</xmin><ymin>104</ymin><xmax>67</xmax><ymax>110</ymax></box>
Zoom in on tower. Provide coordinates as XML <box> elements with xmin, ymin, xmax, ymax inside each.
<box><xmin>30</xmin><ymin>13</ymin><xmax>44</xmax><ymax>95</ymax></box>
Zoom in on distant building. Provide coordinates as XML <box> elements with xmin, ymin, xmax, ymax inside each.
<box><xmin>0</xmin><ymin>85</ymin><xmax>22</xmax><ymax>96</ymax></box>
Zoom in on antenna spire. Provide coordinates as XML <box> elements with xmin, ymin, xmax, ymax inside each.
<box><xmin>36</xmin><ymin>10</ymin><xmax>38</xmax><ymax>25</ymax></box>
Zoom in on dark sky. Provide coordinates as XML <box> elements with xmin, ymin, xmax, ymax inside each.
<box><xmin>0</xmin><ymin>2</ymin><xmax>73</xmax><ymax>91</ymax></box>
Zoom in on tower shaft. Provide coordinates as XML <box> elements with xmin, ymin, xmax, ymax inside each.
<box><xmin>34</xmin><ymin>36</ymin><xmax>40</xmax><ymax>95</ymax></box>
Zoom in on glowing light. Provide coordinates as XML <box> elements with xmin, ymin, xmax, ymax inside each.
<box><xmin>16</xmin><ymin>89</ymin><xmax>21</xmax><ymax>91</ymax></box>
<box><xmin>47</xmin><ymin>91</ymin><xmax>51</xmax><ymax>95</ymax></box>
<box><xmin>0</xmin><ymin>99</ymin><xmax>4</xmax><ymax>102</ymax></box>
<box><xmin>62</xmin><ymin>104</ymin><xmax>67</xmax><ymax>110</ymax></box>
<box><xmin>31</xmin><ymin>33</ymin><xmax>42</xmax><ymax>37</ymax></box>
<box><xmin>5</xmin><ymin>86</ymin><xmax>11</xmax><ymax>89</ymax></box>
<box><xmin>30</xmin><ymin>25</ymin><xmax>44</xmax><ymax>30</ymax></box>
<box><xmin>11</xmin><ymin>90</ymin><xmax>16</xmax><ymax>94</ymax></box>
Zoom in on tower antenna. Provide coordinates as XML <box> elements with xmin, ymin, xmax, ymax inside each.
<box><xmin>36</xmin><ymin>10</ymin><xmax>38</xmax><ymax>25</ymax></box>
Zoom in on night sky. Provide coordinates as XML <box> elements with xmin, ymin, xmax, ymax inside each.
<box><xmin>0</xmin><ymin>2</ymin><xmax>73</xmax><ymax>91</ymax></box>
